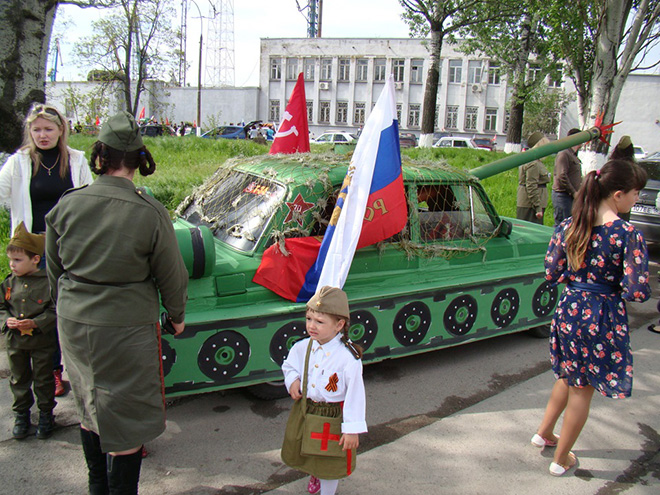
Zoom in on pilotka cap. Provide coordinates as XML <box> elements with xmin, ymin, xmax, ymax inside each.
<box><xmin>307</xmin><ymin>286</ymin><xmax>350</xmax><ymax>319</ymax></box>
<box><xmin>617</xmin><ymin>135</ymin><xmax>632</xmax><ymax>150</ymax></box>
<box><xmin>8</xmin><ymin>222</ymin><xmax>45</xmax><ymax>256</ymax></box>
<box><xmin>527</xmin><ymin>131</ymin><xmax>545</xmax><ymax>149</ymax></box>
<box><xmin>98</xmin><ymin>111</ymin><xmax>144</xmax><ymax>152</ymax></box>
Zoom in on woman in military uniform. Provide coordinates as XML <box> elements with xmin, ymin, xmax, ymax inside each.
<box><xmin>517</xmin><ymin>131</ymin><xmax>551</xmax><ymax>224</ymax></box>
<box><xmin>45</xmin><ymin>112</ymin><xmax>188</xmax><ymax>495</ymax></box>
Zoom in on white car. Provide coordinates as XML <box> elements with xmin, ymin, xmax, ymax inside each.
<box><xmin>433</xmin><ymin>136</ymin><xmax>480</xmax><ymax>149</ymax></box>
<box><xmin>634</xmin><ymin>146</ymin><xmax>647</xmax><ymax>161</ymax></box>
<box><xmin>311</xmin><ymin>131</ymin><xmax>358</xmax><ymax>144</ymax></box>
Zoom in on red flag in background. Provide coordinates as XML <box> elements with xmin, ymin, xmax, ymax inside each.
<box><xmin>269</xmin><ymin>72</ymin><xmax>310</xmax><ymax>154</ymax></box>
<box><xmin>138</xmin><ymin>107</ymin><xmax>146</xmax><ymax>120</ymax></box>
<box><xmin>95</xmin><ymin>115</ymin><xmax>100</xmax><ymax>126</ymax></box>
<box><xmin>166</xmin><ymin>117</ymin><xmax>170</xmax><ymax>125</ymax></box>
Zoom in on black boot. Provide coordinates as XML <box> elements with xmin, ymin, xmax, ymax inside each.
<box><xmin>35</xmin><ymin>411</ymin><xmax>56</xmax><ymax>439</ymax></box>
<box><xmin>80</xmin><ymin>428</ymin><xmax>109</xmax><ymax>495</ymax></box>
<box><xmin>107</xmin><ymin>448</ymin><xmax>142</xmax><ymax>495</ymax></box>
<box><xmin>12</xmin><ymin>411</ymin><xmax>31</xmax><ymax>440</ymax></box>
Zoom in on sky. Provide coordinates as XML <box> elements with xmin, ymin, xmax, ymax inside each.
<box><xmin>53</xmin><ymin>0</ymin><xmax>412</xmax><ymax>87</ymax></box>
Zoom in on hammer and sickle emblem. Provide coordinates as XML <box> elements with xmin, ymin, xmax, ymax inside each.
<box><xmin>274</xmin><ymin>111</ymin><xmax>299</xmax><ymax>138</ymax></box>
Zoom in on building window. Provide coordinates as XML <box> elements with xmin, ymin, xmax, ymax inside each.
<box><xmin>488</xmin><ymin>62</ymin><xmax>500</xmax><ymax>85</ymax></box>
<box><xmin>504</xmin><ymin>110</ymin><xmax>510</xmax><ymax>132</ymax></box>
<box><xmin>485</xmin><ymin>108</ymin><xmax>497</xmax><ymax>132</ymax></box>
<box><xmin>527</xmin><ymin>64</ymin><xmax>541</xmax><ymax>83</ymax></box>
<box><xmin>548</xmin><ymin>74</ymin><xmax>562</xmax><ymax>88</ymax></box>
<box><xmin>468</xmin><ymin>61</ymin><xmax>482</xmax><ymax>84</ymax></box>
<box><xmin>356</xmin><ymin>59</ymin><xmax>368</xmax><ymax>81</ymax></box>
<box><xmin>321</xmin><ymin>58</ymin><xmax>332</xmax><ymax>81</ymax></box>
<box><xmin>393</xmin><ymin>59</ymin><xmax>405</xmax><ymax>82</ymax></box>
<box><xmin>396</xmin><ymin>104</ymin><xmax>402</xmax><ymax>123</ymax></box>
<box><xmin>270</xmin><ymin>58</ymin><xmax>281</xmax><ymax>80</ymax></box>
<box><xmin>446</xmin><ymin>105</ymin><xmax>458</xmax><ymax>129</ymax></box>
<box><xmin>408</xmin><ymin>104</ymin><xmax>421</xmax><ymax>128</ymax></box>
<box><xmin>287</xmin><ymin>58</ymin><xmax>299</xmax><ymax>80</ymax></box>
<box><xmin>338</xmin><ymin>59</ymin><xmax>350</xmax><ymax>81</ymax></box>
<box><xmin>336</xmin><ymin>101</ymin><xmax>348</xmax><ymax>124</ymax></box>
<box><xmin>354</xmin><ymin>102</ymin><xmax>366</xmax><ymax>125</ymax></box>
<box><xmin>410</xmin><ymin>59</ymin><xmax>424</xmax><ymax>84</ymax></box>
<box><xmin>304</xmin><ymin>58</ymin><xmax>315</xmax><ymax>81</ymax></box>
<box><xmin>449</xmin><ymin>60</ymin><xmax>462</xmax><ymax>83</ymax></box>
<box><xmin>269</xmin><ymin>100</ymin><xmax>280</xmax><ymax>122</ymax></box>
<box><xmin>307</xmin><ymin>100</ymin><xmax>313</xmax><ymax>123</ymax></box>
<box><xmin>374</xmin><ymin>59</ymin><xmax>386</xmax><ymax>82</ymax></box>
<box><xmin>319</xmin><ymin>101</ymin><xmax>330</xmax><ymax>123</ymax></box>
<box><xmin>465</xmin><ymin>106</ymin><xmax>478</xmax><ymax>130</ymax></box>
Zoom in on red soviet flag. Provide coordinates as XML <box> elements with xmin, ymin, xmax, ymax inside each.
<box><xmin>269</xmin><ymin>72</ymin><xmax>310</xmax><ymax>154</ymax></box>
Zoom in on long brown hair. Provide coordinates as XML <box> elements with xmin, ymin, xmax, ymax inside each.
<box><xmin>565</xmin><ymin>159</ymin><xmax>647</xmax><ymax>270</ymax></box>
<box><xmin>21</xmin><ymin>103</ymin><xmax>70</xmax><ymax>179</ymax></box>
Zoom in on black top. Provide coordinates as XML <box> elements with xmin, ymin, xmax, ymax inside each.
<box><xmin>30</xmin><ymin>147</ymin><xmax>73</xmax><ymax>234</ymax></box>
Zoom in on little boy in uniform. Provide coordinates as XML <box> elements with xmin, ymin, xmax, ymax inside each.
<box><xmin>1</xmin><ymin>222</ymin><xmax>57</xmax><ymax>439</ymax></box>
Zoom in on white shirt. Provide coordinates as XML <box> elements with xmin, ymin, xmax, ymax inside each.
<box><xmin>0</xmin><ymin>148</ymin><xmax>93</xmax><ymax>232</ymax></box>
<box><xmin>282</xmin><ymin>334</ymin><xmax>367</xmax><ymax>434</ymax></box>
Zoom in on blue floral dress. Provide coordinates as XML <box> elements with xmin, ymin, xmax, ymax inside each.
<box><xmin>545</xmin><ymin>219</ymin><xmax>650</xmax><ymax>398</ymax></box>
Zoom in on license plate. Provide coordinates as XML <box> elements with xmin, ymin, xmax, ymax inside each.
<box><xmin>632</xmin><ymin>204</ymin><xmax>658</xmax><ymax>214</ymax></box>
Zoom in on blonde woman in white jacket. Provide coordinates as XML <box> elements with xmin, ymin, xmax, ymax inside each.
<box><xmin>0</xmin><ymin>103</ymin><xmax>93</xmax><ymax>399</ymax></box>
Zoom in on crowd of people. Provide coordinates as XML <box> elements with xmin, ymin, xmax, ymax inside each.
<box><xmin>0</xmin><ymin>102</ymin><xmax>654</xmax><ymax>493</ymax></box>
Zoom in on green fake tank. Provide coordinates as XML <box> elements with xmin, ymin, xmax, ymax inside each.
<box><xmin>161</xmin><ymin>129</ymin><xmax>599</xmax><ymax>399</ymax></box>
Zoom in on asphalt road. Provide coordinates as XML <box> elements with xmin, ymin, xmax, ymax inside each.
<box><xmin>0</xmin><ymin>245</ymin><xmax>658</xmax><ymax>495</ymax></box>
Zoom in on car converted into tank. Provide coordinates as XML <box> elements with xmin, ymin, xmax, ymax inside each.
<box><xmin>162</xmin><ymin>127</ymin><xmax>605</xmax><ymax>399</ymax></box>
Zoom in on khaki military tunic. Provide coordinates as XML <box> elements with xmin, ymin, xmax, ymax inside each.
<box><xmin>45</xmin><ymin>175</ymin><xmax>188</xmax><ymax>452</ymax></box>
<box><xmin>516</xmin><ymin>159</ymin><xmax>551</xmax><ymax>224</ymax></box>
<box><xmin>0</xmin><ymin>270</ymin><xmax>57</xmax><ymax>413</ymax></box>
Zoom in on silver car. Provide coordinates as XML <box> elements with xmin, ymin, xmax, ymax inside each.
<box><xmin>630</xmin><ymin>158</ymin><xmax>660</xmax><ymax>243</ymax></box>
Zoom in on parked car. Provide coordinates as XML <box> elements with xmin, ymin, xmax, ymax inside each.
<box><xmin>311</xmin><ymin>131</ymin><xmax>358</xmax><ymax>144</ymax></box>
<box><xmin>140</xmin><ymin>124</ymin><xmax>176</xmax><ymax>137</ymax></box>
<box><xmin>634</xmin><ymin>146</ymin><xmax>647</xmax><ymax>161</ymax></box>
<box><xmin>433</xmin><ymin>136</ymin><xmax>480</xmax><ymax>149</ymax></box>
<box><xmin>473</xmin><ymin>137</ymin><xmax>497</xmax><ymax>151</ymax></box>
<box><xmin>202</xmin><ymin>120</ymin><xmax>262</xmax><ymax>140</ymax></box>
<box><xmin>161</xmin><ymin>145</ymin><xmax>571</xmax><ymax>399</ymax></box>
<box><xmin>630</xmin><ymin>157</ymin><xmax>660</xmax><ymax>243</ymax></box>
<box><xmin>399</xmin><ymin>133</ymin><xmax>418</xmax><ymax>148</ymax></box>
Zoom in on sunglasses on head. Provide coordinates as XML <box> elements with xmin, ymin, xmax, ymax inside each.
<box><xmin>31</xmin><ymin>105</ymin><xmax>60</xmax><ymax>117</ymax></box>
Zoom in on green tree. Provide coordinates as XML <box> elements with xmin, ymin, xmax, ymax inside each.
<box><xmin>521</xmin><ymin>89</ymin><xmax>574</xmax><ymax>138</ymax></box>
<box><xmin>543</xmin><ymin>0</ymin><xmax>660</xmax><ymax>167</ymax></box>
<box><xmin>73</xmin><ymin>0</ymin><xmax>178</xmax><ymax>117</ymax></box>
<box><xmin>398</xmin><ymin>0</ymin><xmax>517</xmax><ymax>147</ymax></box>
<box><xmin>0</xmin><ymin>0</ymin><xmax>119</xmax><ymax>154</ymax></box>
<box><xmin>458</xmin><ymin>2</ymin><xmax>563</xmax><ymax>152</ymax></box>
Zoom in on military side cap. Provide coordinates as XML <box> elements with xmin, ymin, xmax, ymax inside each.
<box><xmin>98</xmin><ymin>111</ymin><xmax>144</xmax><ymax>152</ymax></box>
<box><xmin>307</xmin><ymin>286</ymin><xmax>350</xmax><ymax>319</ymax></box>
<box><xmin>527</xmin><ymin>131</ymin><xmax>545</xmax><ymax>149</ymax></box>
<box><xmin>617</xmin><ymin>135</ymin><xmax>632</xmax><ymax>149</ymax></box>
<box><xmin>8</xmin><ymin>222</ymin><xmax>45</xmax><ymax>255</ymax></box>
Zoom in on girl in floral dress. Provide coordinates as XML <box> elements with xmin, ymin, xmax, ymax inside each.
<box><xmin>532</xmin><ymin>159</ymin><xmax>650</xmax><ymax>476</ymax></box>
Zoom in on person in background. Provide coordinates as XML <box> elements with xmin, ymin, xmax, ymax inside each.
<box><xmin>46</xmin><ymin>111</ymin><xmax>188</xmax><ymax>494</ymax></box>
<box><xmin>1</xmin><ymin>223</ymin><xmax>57</xmax><ymax>440</ymax></box>
<box><xmin>517</xmin><ymin>131</ymin><xmax>551</xmax><ymax>224</ymax></box>
<box><xmin>532</xmin><ymin>159</ymin><xmax>650</xmax><ymax>476</ymax></box>
<box><xmin>552</xmin><ymin>128</ymin><xmax>583</xmax><ymax>226</ymax></box>
<box><xmin>0</xmin><ymin>103</ymin><xmax>93</xmax><ymax>397</ymax></box>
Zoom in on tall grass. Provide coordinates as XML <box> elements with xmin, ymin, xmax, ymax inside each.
<box><xmin>0</xmin><ymin>137</ymin><xmax>556</xmax><ymax>276</ymax></box>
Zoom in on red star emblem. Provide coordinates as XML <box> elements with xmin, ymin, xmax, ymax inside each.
<box><xmin>284</xmin><ymin>193</ymin><xmax>314</xmax><ymax>227</ymax></box>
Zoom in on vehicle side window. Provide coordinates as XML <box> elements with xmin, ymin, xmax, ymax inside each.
<box><xmin>454</xmin><ymin>140</ymin><xmax>467</xmax><ymax>148</ymax></box>
<box><xmin>335</xmin><ymin>134</ymin><xmax>348</xmax><ymax>142</ymax></box>
<box><xmin>417</xmin><ymin>184</ymin><xmax>471</xmax><ymax>241</ymax></box>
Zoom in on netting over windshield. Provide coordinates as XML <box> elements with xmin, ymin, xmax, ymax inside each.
<box><xmin>176</xmin><ymin>153</ymin><xmax>503</xmax><ymax>259</ymax></box>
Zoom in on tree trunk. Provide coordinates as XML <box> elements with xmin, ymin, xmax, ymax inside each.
<box><xmin>0</xmin><ymin>0</ymin><xmax>56</xmax><ymax>153</ymax></box>
<box><xmin>419</xmin><ymin>27</ymin><xmax>443</xmax><ymax>148</ymax></box>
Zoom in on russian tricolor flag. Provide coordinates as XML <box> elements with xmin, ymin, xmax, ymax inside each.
<box><xmin>254</xmin><ymin>76</ymin><xmax>407</xmax><ymax>302</ymax></box>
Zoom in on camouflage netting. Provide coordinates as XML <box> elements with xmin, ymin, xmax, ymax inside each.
<box><xmin>175</xmin><ymin>152</ymin><xmax>501</xmax><ymax>261</ymax></box>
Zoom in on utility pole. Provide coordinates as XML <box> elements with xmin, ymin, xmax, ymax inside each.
<box><xmin>296</xmin><ymin>0</ymin><xmax>323</xmax><ymax>38</ymax></box>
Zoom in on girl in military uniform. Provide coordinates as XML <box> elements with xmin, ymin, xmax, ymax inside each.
<box><xmin>45</xmin><ymin>112</ymin><xmax>188</xmax><ymax>494</ymax></box>
<box><xmin>281</xmin><ymin>286</ymin><xmax>367</xmax><ymax>495</ymax></box>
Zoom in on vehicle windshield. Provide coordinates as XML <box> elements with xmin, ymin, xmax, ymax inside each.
<box><xmin>180</xmin><ymin>170</ymin><xmax>286</xmax><ymax>252</ymax></box>
<box><xmin>639</xmin><ymin>160</ymin><xmax>660</xmax><ymax>181</ymax></box>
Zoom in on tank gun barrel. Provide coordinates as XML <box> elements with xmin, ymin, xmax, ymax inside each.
<box><xmin>470</xmin><ymin>127</ymin><xmax>601</xmax><ymax>180</ymax></box>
